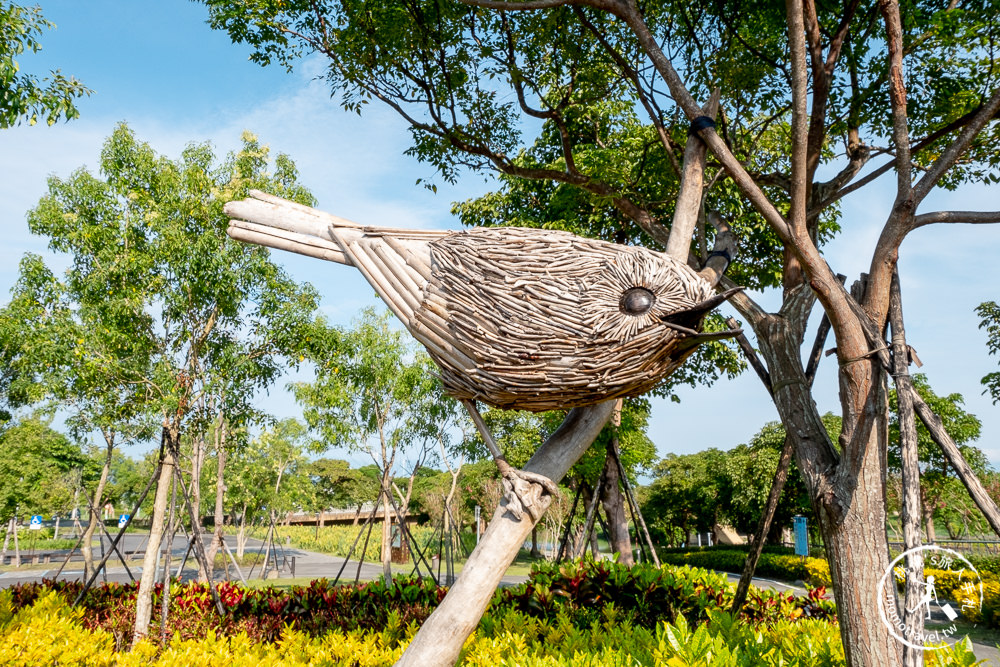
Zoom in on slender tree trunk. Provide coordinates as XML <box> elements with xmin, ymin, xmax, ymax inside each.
<box><xmin>191</xmin><ymin>433</ymin><xmax>209</xmax><ymax>582</ymax></box>
<box><xmin>82</xmin><ymin>441</ymin><xmax>113</xmax><ymax>581</ymax></box>
<box><xmin>205</xmin><ymin>417</ymin><xmax>227</xmax><ymax>580</ymax></box>
<box><xmin>530</xmin><ymin>526</ymin><xmax>541</xmax><ymax>558</ymax></box>
<box><xmin>12</xmin><ymin>519</ymin><xmax>19</xmax><ymax>567</ymax></box>
<box><xmin>380</xmin><ymin>485</ymin><xmax>393</xmax><ymax>585</ymax></box>
<box><xmin>923</xmin><ymin>502</ymin><xmax>936</xmax><ymax>543</ymax></box>
<box><xmin>600</xmin><ymin>441</ymin><xmax>633</xmax><ymax>564</ymax></box>
<box><xmin>132</xmin><ymin>426</ymin><xmax>177</xmax><ymax>647</ymax></box>
<box><xmin>397</xmin><ymin>401</ymin><xmax>614</xmax><ymax>667</ymax></box>
<box><xmin>1</xmin><ymin>519</ymin><xmax>11</xmax><ymax>565</ymax></box>
<box><xmin>236</xmin><ymin>505</ymin><xmax>247</xmax><ymax>560</ymax></box>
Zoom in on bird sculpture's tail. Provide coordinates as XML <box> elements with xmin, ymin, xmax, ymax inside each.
<box><xmin>225</xmin><ymin>190</ymin><xmax>364</xmax><ymax>266</ymax></box>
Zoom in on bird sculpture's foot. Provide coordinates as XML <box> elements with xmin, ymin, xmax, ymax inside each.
<box><xmin>501</xmin><ymin>468</ymin><xmax>559</xmax><ymax>522</ymax></box>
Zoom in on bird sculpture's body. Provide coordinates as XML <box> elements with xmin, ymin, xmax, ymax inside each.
<box><xmin>226</xmin><ymin>190</ymin><xmax>735</xmax><ymax>413</ymax></box>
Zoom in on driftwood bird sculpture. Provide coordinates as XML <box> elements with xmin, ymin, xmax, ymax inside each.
<box><xmin>226</xmin><ymin>190</ymin><xmax>737</xmax><ymax>518</ymax></box>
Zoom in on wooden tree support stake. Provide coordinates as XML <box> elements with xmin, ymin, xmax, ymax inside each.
<box><xmin>888</xmin><ymin>269</ymin><xmax>925</xmax><ymax>667</ymax></box>
<box><xmin>556</xmin><ymin>483</ymin><xmax>585</xmax><ymax>561</ymax></box>
<box><xmin>728</xmin><ymin>291</ymin><xmax>834</xmax><ymax>616</ymax></box>
<box><xmin>331</xmin><ymin>502</ymin><xmax>380</xmax><ymax>585</ymax></box>
<box><xmin>169</xmin><ymin>461</ymin><xmax>225</xmax><ymax>616</ymax></box>
<box><xmin>159</xmin><ymin>474</ymin><xmax>178</xmax><ymax>641</ymax></box>
<box><xmin>577</xmin><ymin>479</ymin><xmax>606</xmax><ymax>559</ymax></box>
<box><xmin>74</xmin><ymin>460</ymin><xmax>163</xmax><ymax>606</ymax></box>
<box><xmin>80</xmin><ymin>484</ymin><xmax>135</xmax><ymax>581</ymax></box>
<box><xmin>910</xmin><ymin>388</ymin><xmax>1000</xmax><ymax>537</ymax></box>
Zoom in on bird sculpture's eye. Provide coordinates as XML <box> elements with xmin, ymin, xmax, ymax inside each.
<box><xmin>620</xmin><ymin>287</ymin><xmax>655</xmax><ymax>315</ymax></box>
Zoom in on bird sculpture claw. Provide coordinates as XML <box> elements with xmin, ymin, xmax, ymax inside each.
<box><xmin>500</xmin><ymin>468</ymin><xmax>559</xmax><ymax>522</ymax></box>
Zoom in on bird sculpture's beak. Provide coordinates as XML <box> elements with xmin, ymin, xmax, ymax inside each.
<box><xmin>659</xmin><ymin>287</ymin><xmax>744</xmax><ymax>347</ymax></box>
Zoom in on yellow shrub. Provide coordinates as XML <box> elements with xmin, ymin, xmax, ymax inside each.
<box><xmin>804</xmin><ymin>558</ymin><xmax>832</xmax><ymax>587</ymax></box>
<box><xmin>0</xmin><ymin>591</ymin><xmax>116</xmax><ymax>667</ymax></box>
<box><xmin>954</xmin><ymin>579</ymin><xmax>1000</xmax><ymax>625</ymax></box>
<box><xmin>8</xmin><ymin>585</ymin><xmax>987</xmax><ymax>666</ymax></box>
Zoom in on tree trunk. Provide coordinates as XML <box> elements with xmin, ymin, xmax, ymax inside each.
<box><xmin>82</xmin><ymin>439</ymin><xmax>114</xmax><ymax>581</ymax></box>
<box><xmin>397</xmin><ymin>401</ymin><xmax>614</xmax><ymax>667</ymax></box>
<box><xmin>923</xmin><ymin>502</ymin><xmax>936</xmax><ymax>543</ymax></box>
<box><xmin>132</xmin><ymin>426</ymin><xmax>177</xmax><ymax>647</ymax></box>
<box><xmin>530</xmin><ymin>525</ymin><xmax>541</xmax><ymax>558</ymax></box>
<box><xmin>380</xmin><ymin>483</ymin><xmax>393</xmax><ymax>585</ymax></box>
<box><xmin>600</xmin><ymin>438</ymin><xmax>633</xmax><ymax>565</ymax></box>
<box><xmin>1</xmin><ymin>519</ymin><xmax>11</xmax><ymax>566</ymax></box>
<box><xmin>191</xmin><ymin>433</ymin><xmax>209</xmax><ymax>582</ymax></box>
<box><xmin>205</xmin><ymin>418</ymin><xmax>227</xmax><ymax>581</ymax></box>
<box><xmin>755</xmin><ymin>303</ymin><xmax>903</xmax><ymax>666</ymax></box>
<box><xmin>236</xmin><ymin>506</ymin><xmax>247</xmax><ymax>559</ymax></box>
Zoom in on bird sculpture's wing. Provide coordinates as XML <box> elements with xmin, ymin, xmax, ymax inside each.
<box><xmin>226</xmin><ymin>189</ymin><xmax>447</xmax><ymax>328</ymax></box>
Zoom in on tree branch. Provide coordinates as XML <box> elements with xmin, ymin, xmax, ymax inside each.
<box><xmin>816</xmin><ymin>105</ymin><xmax>993</xmax><ymax>213</ymax></box>
<box><xmin>665</xmin><ymin>90</ymin><xmax>719</xmax><ymax>261</ymax></box>
<box><xmin>458</xmin><ymin>0</ymin><xmax>573</xmax><ymax>10</ymax></box>
<box><xmin>911</xmin><ymin>211</ymin><xmax>1000</xmax><ymax>228</ymax></box>
<box><xmin>877</xmin><ymin>0</ymin><xmax>913</xmax><ymax>201</ymax></box>
<box><xmin>786</xmin><ymin>0</ymin><xmax>810</xmax><ymax>237</ymax></box>
<box><xmin>613</xmin><ymin>7</ymin><xmax>795</xmax><ymax>243</ymax></box>
<box><xmin>574</xmin><ymin>7</ymin><xmax>682</xmax><ymax>177</ymax></box>
<box><xmin>913</xmin><ymin>86</ymin><xmax>1000</xmax><ymax>204</ymax></box>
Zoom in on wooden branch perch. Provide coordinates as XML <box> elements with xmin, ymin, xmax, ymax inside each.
<box><xmin>666</xmin><ymin>90</ymin><xmax>720</xmax><ymax>261</ymax></box>
<box><xmin>398</xmin><ymin>401</ymin><xmax>615</xmax><ymax>666</ymax></box>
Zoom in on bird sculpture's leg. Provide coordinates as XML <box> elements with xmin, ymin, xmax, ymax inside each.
<box><xmin>461</xmin><ymin>400</ymin><xmax>559</xmax><ymax>522</ymax></box>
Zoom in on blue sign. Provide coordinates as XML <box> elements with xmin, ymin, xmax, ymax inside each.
<box><xmin>29</xmin><ymin>515</ymin><xmax>43</xmax><ymax>530</ymax></box>
<box><xmin>118</xmin><ymin>514</ymin><xmax>130</xmax><ymax>529</ymax></box>
<box><xmin>793</xmin><ymin>516</ymin><xmax>808</xmax><ymax>556</ymax></box>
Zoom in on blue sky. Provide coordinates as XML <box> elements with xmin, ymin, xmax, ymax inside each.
<box><xmin>3</xmin><ymin>1</ymin><xmax>999</xmax><ymax>469</ymax></box>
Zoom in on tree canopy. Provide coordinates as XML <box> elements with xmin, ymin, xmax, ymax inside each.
<box><xmin>0</xmin><ymin>3</ymin><xmax>89</xmax><ymax>128</ymax></box>
<box><xmin>18</xmin><ymin>123</ymin><xmax>321</xmax><ymax>437</ymax></box>
<box><xmin>0</xmin><ymin>415</ymin><xmax>85</xmax><ymax>520</ymax></box>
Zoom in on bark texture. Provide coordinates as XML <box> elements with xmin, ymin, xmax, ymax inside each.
<box><xmin>600</xmin><ymin>441</ymin><xmax>633</xmax><ymax>565</ymax></box>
